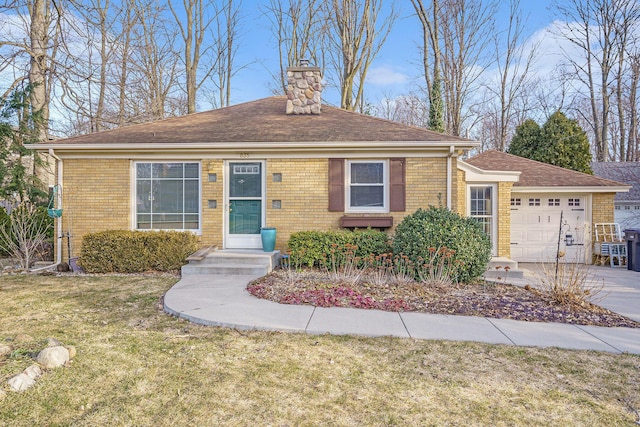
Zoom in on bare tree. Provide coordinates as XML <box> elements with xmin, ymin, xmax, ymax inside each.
<box><xmin>264</xmin><ymin>0</ymin><xmax>325</xmax><ymax>94</ymax></box>
<box><xmin>0</xmin><ymin>203</ymin><xmax>51</xmax><ymax>270</ymax></box>
<box><xmin>627</xmin><ymin>54</ymin><xmax>640</xmax><ymax>160</ymax></box>
<box><xmin>209</xmin><ymin>0</ymin><xmax>241</xmax><ymax>108</ymax></box>
<box><xmin>169</xmin><ymin>0</ymin><xmax>219</xmax><ymax>114</ymax></box>
<box><xmin>374</xmin><ymin>91</ymin><xmax>430</xmax><ymax>128</ymax></box>
<box><xmin>116</xmin><ymin>0</ymin><xmax>135</xmax><ymax>127</ymax></box>
<box><xmin>0</xmin><ymin>0</ymin><xmax>61</xmax><ymax>140</ymax></box>
<box><xmin>132</xmin><ymin>0</ymin><xmax>183</xmax><ymax>120</ymax></box>
<box><xmin>410</xmin><ymin>0</ymin><xmax>444</xmax><ymax>132</ymax></box>
<box><xmin>482</xmin><ymin>0</ymin><xmax>538</xmax><ymax>151</ymax></box>
<box><xmin>440</xmin><ymin>0</ymin><xmax>495</xmax><ymax>136</ymax></box>
<box><xmin>553</xmin><ymin>0</ymin><xmax>640</xmax><ymax>161</ymax></box>
<box><xmin>412</xmin><ymin>0</ymin><xmax>495</xmax><ymax>136</ymax></box>
<box><xmin>324</xmin><ymin>0</ymin><xmax>396</xmax><ymax>111</ymax></box>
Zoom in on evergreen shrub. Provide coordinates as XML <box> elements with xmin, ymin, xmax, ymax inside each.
<box><xmin>287</xmin><ymin>229</ymin><xmax>391</xmax><ymax>267</ymax></box>
<box><xmin>392</xmin><ymin>207</ymin><xmax>492</xmax><ymax>283</ymax></box>
<box><xmin>79</xmin><ymin>230</ymin><xmax>199</xmax><ymax>273</ymax></box>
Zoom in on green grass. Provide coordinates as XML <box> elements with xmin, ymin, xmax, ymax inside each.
<box><xmin>0</xmin><ymin>274</ymin><xmax>639</xmax><ymax>426</ymax></box>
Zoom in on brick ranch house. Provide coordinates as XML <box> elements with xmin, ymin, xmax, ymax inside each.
<box><xmin>35</xmin><ymin>65</ymin><xmax>628</xmax><ymax>266</ymax></box>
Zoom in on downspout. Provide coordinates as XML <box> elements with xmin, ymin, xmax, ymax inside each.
<box><xmin>447</xmin><ymin>146</ymin><xmax>455</xmax><ymax>210</ymax></box>
<box><xmin>49</xmin><ymin>149</ymin><xmax>63</xmax><ymax>264</ymax></box>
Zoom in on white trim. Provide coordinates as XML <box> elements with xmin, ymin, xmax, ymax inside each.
<box><xmin>345</xmin><ymin>160</ymin><xmax>389</xmax><ymax>213</ymax></box>
<box><xmin>35</xmin><ymin>141</ymin><xmax>478</xmax><ymax>151</ymax></box>
<box><xmin>47</xmin><ymin>149</ymin><xmax>64</xmax><ymax>264</ymax></box>
<box><xmin>223</xmin><ymin>160</ymin><xmax>266</xmax><ymax>249</ymax></box>
<box><xmin>467</xmin><ymin>184</ymin><xmax>498</xmax><ymax>256</ymax></box>
<box><xmin>32</xmin><ymin>151</ymin><xmax>461</xmax><ymax>161</ymax></box>
<box><xmin>447</xmin><ymin>147</ymin><xmax>453</xmax><ymax>209</ymax></box>
<box><xmin>458</xmin><ymin>160</ymin><xmax>521</xmax><ymax>182</ymax></box>
<box><xmin>513</xmin><ymin>186</ymin><xmax>630</xmax><ymax>193</ymax></box>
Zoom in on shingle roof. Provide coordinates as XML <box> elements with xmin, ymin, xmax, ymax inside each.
<box><xmin>466</xmin><ymin>150</ymin><xmax>627</xmax><ymax>188</ymax></box>
<box><xmin>592</xmin><ymin>162</ymin><xmax>640</xmax><ymax>201</ymax></box>
<box><xmin>43</xmin><ymin>96</ymin><xmax>472</xmax><ymax>145</ymax></box>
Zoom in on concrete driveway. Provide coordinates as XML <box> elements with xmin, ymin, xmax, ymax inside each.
<box><xmin>515</xmin><ymin>263</ymin><xmax>640</xmax><ymax>323</ymax></box>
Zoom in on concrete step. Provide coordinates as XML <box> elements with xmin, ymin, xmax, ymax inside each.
<box><xmin>484</xmin><ymin>257</ymin><xmax>524</xmax><ymax>279</ymax></box>
<box><xmin>483</xmin><ymin>268</ymin><xmax>525</xmax><ymax>279</ymax></box>
<box><xmin>181</xmin><ymin>250</ymin><xmax>281</xmax><ymax>277</ymax></box>
<box><xmin>196</xmin><ymin>250</ymin><xmax>279</xmax><ymax>267</ymax></box>
<box><xmin>181</xmin><ymin>263</ymin><xmax>270</xmax><ymax>276</ymax></box>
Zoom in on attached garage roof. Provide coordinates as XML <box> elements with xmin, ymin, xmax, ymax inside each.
<box><xmin>466</xmin><ymin>150</ymin><xmax>628</xmax><ymax>190</ymax></box>
<box><xmin>38</xmin><ymin>96</ymin><xmax>474</xmax><ymax>146</ymax></box>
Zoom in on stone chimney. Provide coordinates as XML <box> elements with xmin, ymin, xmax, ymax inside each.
<box><xmin>286</xmin><ymin>60</ymin><xmax>322</xmax><ymax>115</ymax></box>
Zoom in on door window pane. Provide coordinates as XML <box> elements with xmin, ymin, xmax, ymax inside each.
<box><xmin>230</xmin><ymin>163</ymin><xmax>262</xmax><ymax>198</ymax></box>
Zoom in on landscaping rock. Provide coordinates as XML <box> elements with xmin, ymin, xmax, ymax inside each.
<box><xmin>46</xmin><ymin>337</ymin><xmax>62</xmax><ymax>347</ymax></box>
<box><xmin>13</xmin><ymin>333</ymin><xmax>33</xmax><ymax>344</ymax></box>
<box><xmin>36</xmin><ymin>346</ymin><xmax>69</xmax><ymax>369</ymax></box>
<box><xmin>0</xmin><ymin>344</ymin><xmax>12</xmax><ymax>356</ymax></box>
<box><xmin>8</xmin><ymin>373</ymin><xmax>35</xmax><ymax>392</ymax></box>
<box><xmin>24</xmin><ymin>364</ymin><xmax>43</xmax><ymax>380</ymax></box>
<box><xmin>65</xmin><ymin>345</ymin><xmax>76</xmax><ymax>359</ymax></box>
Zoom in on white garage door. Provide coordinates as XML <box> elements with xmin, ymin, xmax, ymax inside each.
<box><xmin>510</xmin><ymin>194</ymin><xmax>589</xmax><ymax>262</ymax></box>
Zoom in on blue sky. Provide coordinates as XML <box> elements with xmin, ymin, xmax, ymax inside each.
<box><xmin>228</xmin><ymin>0</ymin><xmax>556</xmax><ymax>107</ymax></box>
<box><xmin>0</xmin><ymin>0</ymin><xmax>559</xmax><ymax>118</ymax></box>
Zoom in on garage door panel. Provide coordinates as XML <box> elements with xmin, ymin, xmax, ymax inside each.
<box><xmin>511</xmin><ymin>193</ymin><xmax>589</xmax><ymax>263</ymax></box>
<box><xmin>526</xmin><ymin>229</ymin><xmax>544</xmax><ymax>243</ymax></box>
<box><xmin>525</xmin><ymin>213</ymin><xmax>540</xmax><ymax>225</ymax></box>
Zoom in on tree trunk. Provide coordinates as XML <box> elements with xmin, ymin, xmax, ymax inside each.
<box><xmin>28</xmin><ymin>0</ymin><xmax>49</xmax><ymax>140</ymax></box>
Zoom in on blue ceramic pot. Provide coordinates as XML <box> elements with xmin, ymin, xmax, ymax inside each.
<box><xmin>260</xmin><ymin>227</ymin><xmax>277</xmax><ymax>252</ymax></box>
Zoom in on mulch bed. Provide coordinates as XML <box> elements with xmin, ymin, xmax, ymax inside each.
<box><xmin>248</xmin><ymin>269</ymin><xmax>640</xmax><ymax>328</ymax></box>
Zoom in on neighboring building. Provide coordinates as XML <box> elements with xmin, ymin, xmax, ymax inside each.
<box><xmin>592</xmin><ymin>162</ymin><xmax>640</xmax><ymax>230</ymax></box>
<box><xmin>34</xmin><ymin>65</ymin><xmax>629</xmax><ymax>265</ymax></box>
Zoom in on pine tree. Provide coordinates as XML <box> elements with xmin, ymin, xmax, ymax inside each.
<box><xmin>508</xmin><ymin>111</ymin><xmax>593</xmax><ymax>174</ymax></box>
<box><xmin>0</xmin><ymin>86</ymin><xmax>48</xmax><ymax>204</ymax></box>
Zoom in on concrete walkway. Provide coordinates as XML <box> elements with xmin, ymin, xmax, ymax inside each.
<box><xmin>163</xmin><ymin>264</ymin><xmax>640</xmax><ymax>355</ymax></box>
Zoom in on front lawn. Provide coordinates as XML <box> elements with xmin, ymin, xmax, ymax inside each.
<box><xmin>1</xmin><ymin>273</ymin><xmax>639</xmax><ymax>426</ymax></box>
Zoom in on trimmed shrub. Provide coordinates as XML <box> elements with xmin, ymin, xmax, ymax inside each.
<box><xmin>79</xmin><ymin>230</ymin><xmax>199</xmax><ymax>273</ymax></box>
<box><xmin>392</xmin><ymin>207</ymin><xmax>492</xmax><ymax>283</ymax></box>
<box><xmin>287</xmin><ymin>229</ymin><xmax>391</xmax><ymax>267</ymax></box>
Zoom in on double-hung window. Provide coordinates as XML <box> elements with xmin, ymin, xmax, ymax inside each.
<box><xmin>346</xmin><ymin>160</ymin><xmax>388</xmax><ymax>212</ymax></box>
<box><xmin>468</xmin><ymin>185</ymin><xmax>496</xmax><ymax>254</ymax></box>
<box><xmin>135</xmin><ymin>162</ymin><xmax>200</xmax><ymax>231</ymax></box>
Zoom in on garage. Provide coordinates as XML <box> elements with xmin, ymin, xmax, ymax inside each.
<box><xmin>510</xmin><ymin>193</ymin><xmax>589</xmax><ymax>262</ymax></box>
<box><xmin>463</xmin><ymin>151</ymin><xmax>630</xmax><ymax>265</ymax></box>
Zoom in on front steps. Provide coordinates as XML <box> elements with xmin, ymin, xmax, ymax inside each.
<box><xmin>181</xmin><ymin>249</ymin><xmax>280</xmax><ymax>276</ymax></box>
<box><xmin>483</xmin><ymin>257</ymin><xmax>524</xmax><ymax>279</ymax></box>
<box><xmin>182</xmin><ymin>251</ymin><xmax>522</xmax><ymax>280</ymax></box>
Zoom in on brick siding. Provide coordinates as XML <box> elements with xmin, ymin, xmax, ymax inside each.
<box><xmin>57</xmin><ymin>157</ymin><xmax>456</xmax><ymax>257</ymax></box>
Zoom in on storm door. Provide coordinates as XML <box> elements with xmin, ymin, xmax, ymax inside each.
<box><xmin>224</xmin><ymin>161</ymin><xmax>265</xmax><ymax>248</ymax></box>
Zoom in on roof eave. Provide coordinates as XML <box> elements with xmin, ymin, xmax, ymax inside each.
<box><xmin>35</xmin><ymin>140</ymin><xmax>480</xmax><ymax>152</ymax></box>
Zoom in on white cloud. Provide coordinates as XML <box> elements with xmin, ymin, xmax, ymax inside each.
<box><xmin>366</xmin><ymin>65</ymin><xmax>409</xmax><ymax>86</ymax></box>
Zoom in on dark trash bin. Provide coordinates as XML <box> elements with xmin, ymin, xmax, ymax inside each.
<box><xmin>624</xmin><ymin>229</ymin><xmax>640</xmax><ymax>272</ymax></box>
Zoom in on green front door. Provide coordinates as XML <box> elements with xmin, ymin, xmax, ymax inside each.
<box><xmin>225</xmin><ymin>161</ymin><xmax>264</xmax><ymax>248</ymax></box>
